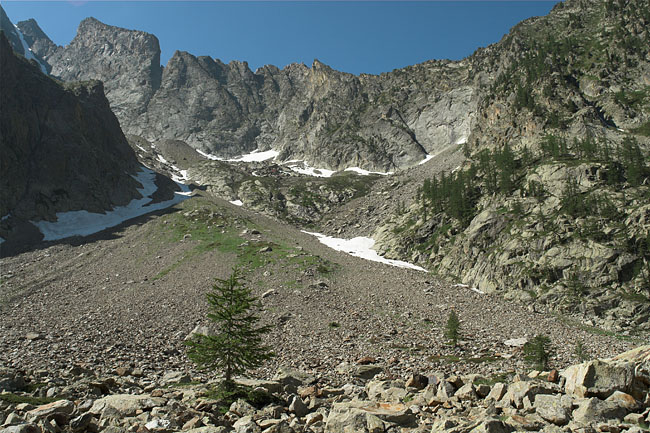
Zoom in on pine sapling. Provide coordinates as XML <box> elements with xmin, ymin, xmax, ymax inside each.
<box><xmin>445</xmin><ymin>310</ymin><xmax>460</xmax><ymax>346</ymax></box>
<box><xmin>523</xmin><ymin>335</ymin><xmax>552</xmax><ymax>371</ymax></box>
<box><xmin>185</xmin><ymin>268</ymin><xmax>274</xmax><ymax>390</ymax></box>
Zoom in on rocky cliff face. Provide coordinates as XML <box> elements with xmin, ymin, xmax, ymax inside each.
<box><xmin>16</xmin><ymin>18</ymin><xmax>57</xmax><ymax>60</ymax></box>
<box><xmin>374</xmin><ymin>0</ymin><xmax>650</xmax><ymax>331</ymax></box>
<box><xmin>0</xmin><ymin>33</ymin><xmax>142</xmax><ymax>246</ymax></box>
<box><xmin>27</xmin><ymin>16</ymin><xmax>476</xmax><ymax>172</ymax></box>
<box><xmin>44</xmin><ymin>17</ymin><xmax>162</xmax><ymax>130</ymax></box>
<box><xmin>0</xmin><ymin>5</ymin><xmax>49</xmax><ymax>73</ymax></box>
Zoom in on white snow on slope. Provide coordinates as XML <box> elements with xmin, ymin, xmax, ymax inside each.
<box><xmin>345</xmin><ymin>167</ymin><xmax>393</xmax><ymax>176</ymax></box>
<box><xmin>14</xmin><ymin>24</ymin><xmax>48</xmax><ymax>75</ymax></box>
<box><xmin>229</xmin><ymin>149</ymin><xmax>279</xmax><ymax>162</ymax></box>
<box><xmin>32</xmin><ymin>167</ymin><xmax>191</xmax><ymax>241</ymax></box>
<box><xmin>196</xmin><ymin>148</ymin><xmax>279</xmax><ymax>163</ymax></box>
<box><xmin>284</xmin><ymin>160</ymin><xmax>336</xmax><ymax>178</ymax></box>
<box><xmin>229</xmin><ymin>199</ymin><xmax>243</xmax><ymax>207</ymax></box>
<box><xmin>418</xmin><ymin>155</ymin><xmax>435</xmax><ymax>165</ymax></box>
<box><xmin>156</xmin><ymin>155</ymin><xmax>189</xmax><ymax>183</ymax></box>
<box><xmin>453</xmin><ymin>283</ymin><xmax>485</xmax><ymax>295</ymax></box>
<box><xmin>196</xmin><ymin>149</ymin><xmax>220</xmax><ymax>160</ymax></box>
<box><xmin>301</xmin><ymin>230</ymin><xmax>427</xmax><ymax>272</ymax></box>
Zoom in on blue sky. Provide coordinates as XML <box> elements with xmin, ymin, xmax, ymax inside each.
<box><xmin>3</xmin><ymin>1</ymin><xmax>557</xmax><ymax>75</ymax></box>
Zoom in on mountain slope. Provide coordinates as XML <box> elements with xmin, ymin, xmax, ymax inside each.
<box><xmin>373</xmin><ymin>0</ymin><xmax>650</xmax><ymax>331</ymax></box>
<box><xmin>0</xmin><ymin>32</ymin><xmax>146</xmax><ymax>250</ymax></box>
<box><xmin>29</xmin><ymin>17</ymin><xmax>476</xmax><ymax>172</ymax></box>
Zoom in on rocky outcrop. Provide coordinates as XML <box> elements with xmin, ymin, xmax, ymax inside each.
<box><xmin>1</xmin><ymin>345</ymin><xmax>648</xmax><ymax>433</ymax></box>
<box><xmin>0</xmin><ymin>33</ymin><xmax>142</xmax><ymax>247</ymax></box>
<box><xmin>0</xmin><ymin>5</ymin><xmax>48</xmax><ymax>73</ymax></box>
<box><xmin>15</xmin><ymin>19</ymin><xmax>57</xmax><ymax>60</ymax></box>
<box><xmin>373</xmin><ymin>0</ymin><xmax>650</xmax><ymax>331</ymax></box>
<box><xmin>19</xmin><ymin>13</ymin><xmax>477</xmax><ymax>172</ymax></box>
<box><xmin>45</xmin><ymin>17</ymin><xmax>162</xmax><ymax>129</ymax></box>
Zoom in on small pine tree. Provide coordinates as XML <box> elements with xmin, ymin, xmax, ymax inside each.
<box><xmin>575</xmin><ymin>341</ymin><xmax>589</xmax><ymax>362</ymax></box>
<box><xmin>186</xmin><ymin>268</ymin><xmax>274</xmax><ymax>390</ymax></box>
<box><xmin>445</xmin><ymin>310</ymin><xmax>460</xmax><ymax>346</ymax></box>
<box><xmin>523</xmin><ymin>335</ymin><xmax>552</xmax><ymax>371</ymax></box>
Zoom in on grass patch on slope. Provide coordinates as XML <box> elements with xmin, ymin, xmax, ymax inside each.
<box><xmin>152</xmin><ymin>198</ymin><xmax>336</xmax><ymax>280</ymax></box>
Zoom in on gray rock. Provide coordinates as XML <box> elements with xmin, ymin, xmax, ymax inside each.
<box><xmin>288</xmin><ymin>396</ymin><xmax>308</xmax><ymax>418</ymax></box>
<box><xmin>562</xmin><ymin>360</ymin><xmax>635</xmax><ymax>399</ymax></box>
<box><xmin>533</xmin><ymin>394</ymin><xmax>573</xmax><ymax>425</ymax></box>
<box><xmin>90</xmin><ymin>394</ymin><xmax>166</xmax><ymax>418</ymax></box>
<box><xmin>504</xmin><ymin>381</ymin><xmax>557</xmax><ymax>409</ymax></box>
<box><xmin>26</xmin><ymin>399</ymin><xmax>74</xmax><ymax>421</ymax></box>
<box><xmin>233</xmin><ymin>415</ymin><xmax>261</xmax><ymax>433</ymax></box>
<box><xmin>162</xmin><ymin>371</ymin><xmax>192</xmax><ymax>385</ymax></box>
<box><xmin>0</xmin><ymin>425</ymin><xmax>41</xmax><ymax>433</ymax></box>
<box><xmin>353</xmin><ymin>365</ymin><xmax>383</xmax><ymax>381</ymax></box>
<box><xmin>571</xmin><ymin>397</ymin><xmax>627</xmax><ymax>424</ymax></box>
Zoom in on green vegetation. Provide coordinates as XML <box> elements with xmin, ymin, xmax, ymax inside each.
<box><xmin>185</xmin><ymin>268</ymin><xmax>274</xmax><ymax>390</ymax></box>
<box><xmin>444</xmin><ymin>310</ymin><xmax>460</xmax><ymax>346</ymax></box>
<box><xmin>523</xmin><ymin>335</ymin><xmax>552</xmax><ymax>371</ymax></box>
<box><xmin>150</xmin><ymin>198</ymin><xmax>336</xmax><ymax>281</ymax></box>
<box><xmin>0</xmin><ymin>393</ymin><xmax>60</xmax><ymax>405</ymax></box>
<box><xmin>204</xmin><ymin>383</ymin><xmax>282</xmax><ymax>415</ymax></box>
<box><xmin>575</xmin><ymin>341</ymin><xmax>589</xmax><ymax>362</ymax></box>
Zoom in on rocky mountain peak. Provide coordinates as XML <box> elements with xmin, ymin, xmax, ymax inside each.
<box><xmin>0</xmin><ymin>5</ymin><xmax>24</xmax><ymax>56</ymax></box>
<box><xmin>16</xmin><ymin>18</ymin><xmax>57</xmax><ymax>60</ymax></box>
<box><xmin>45</xmin><ymin>17</ymin><xmax>162</xmax><ymax>129</ymax></box>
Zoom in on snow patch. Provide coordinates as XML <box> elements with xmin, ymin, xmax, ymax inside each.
<box><xmin>344</xmin><ymin>167</ymin><xmax>393</xmax><ymax>176</ymax></box>
<box><xmin>196</xmin><ymin>149</ymin><xmax>220</xmax><ymax>161</ymax></box>
<box><xmin>453</xmin><ymin>283</ymin><xmax>485</xmax><ymax>295</ymax></box>
<box><xmin>301</xmin><ymin>231</ymin><xmax>427</xmax><ymax>272</ymax></box>
<box><xmin>156</xmin><ymin>155</ymin><xmax>189</xmax><ymax>184</ymax></box>
<box><xmin>285</xmin><ymin>160</ymin><xmax>335</xmax><ymax>178</ymax></box>
<box><xmin>228</xmin><ymin>149</ymin><xmax>278</xmax><ymax>162</ymax></box>
<box><xmin>1</xmin><ymin>214</ymin><xmax>10</xmax><ymax>222</ymax></box>
<box><xmin>13</xmin><ymin>24</ymin><xmax>48</xmax><ymax>75</ymax></box>
<box><xmin>229</xmin><ymin>199</ymin><xmax>243</xmax><ymax>207</ymax></box>
<box><xmin>455</xmin><ymin>136</ymin><xmax>468</xmax><ymax>145</ymax></box>
<box><xmin>196</xmin><ymin>148</ymin><xmax>278</xmax><ymax>163</ymax></box>
<box><xmin>31</xmin><ymin>167</ymin><xmax>190</xmax><ymax>241</ymax></box>
<box><xmin>418</xmin><ymin>155</ymin><xmax>435</xmax><ymax>165</ymax></box>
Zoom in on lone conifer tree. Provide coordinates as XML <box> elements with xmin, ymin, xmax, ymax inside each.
<box><xmin>445</xmin><ymin>310</ymin><xmax>460</xmax><ymax>346</ymax></box>
<box><xmin>186</xmin><ymin>268</ymin><xmax>274</xmax><ymax>390</ymax></box>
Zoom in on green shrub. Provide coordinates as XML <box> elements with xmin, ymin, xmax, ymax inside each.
<box><xmin>523</xmin><ymin>335</ymin><xmax>552</xmax><ymax>370</ymax></box>
<box><xmin>185</xmin><ymin>268</ymin><xmax>274</xmax><ymax>390</ymax></box>
<box><xmin>445</xmin><ymin>310</ymin><xmax>460</xmax><ymax>346</ymax></box>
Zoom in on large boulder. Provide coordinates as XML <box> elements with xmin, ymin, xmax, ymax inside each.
<box><xmin>325</xmin><ymin>401</ymin><xmax>415</xmax><ymax>432</ymax></box>
<box><xmin>90</xmin><ymin>394</ymin><xmax>166</xmax><ymax>418</ymax></box>
<box><xmin>562</xmin><ymin>360</ymin><xmax>635</xmax><ymax>399</ymax></box>
<box><xmin>533</xmin><ymin>394</ymin><xmax>573</xmax><ymax>425</ymax></box>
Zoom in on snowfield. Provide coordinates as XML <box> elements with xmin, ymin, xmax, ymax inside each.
<box><xmin>301</xmin><ymin>230</ymin><xmax>427</xmax><ymax>272</ymax></box>
<box><xmin>14</xmin><ymin>24</ymin><xmax>48</xmax><ymax>75</ymax></box>
<box><xmin>344</xmin><ymin>167</ymin><xmax>393</xmax><ymax>176</ymax></box>
<box><xmin>32</xmin><ymin>167</ymin><xmax>191</xmax><ymax>241</ymax></box>
<box><xmin>284</xmin><ymin>160</ymin><xmax>336</xmax><ymax>178</ymax></box>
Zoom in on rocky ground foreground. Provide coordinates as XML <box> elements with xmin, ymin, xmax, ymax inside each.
<box><xmin>0</xmin><ymin>345</ymin><xmax>649</xmax><ymax>432</ymax></box>
<box><xmin>1</xmin><ymin>193</ymin><xmax>648</xmax><ymax>433</ymax></box>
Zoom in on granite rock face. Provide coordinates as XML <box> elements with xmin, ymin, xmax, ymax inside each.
<box><xmin>45</xmin><ymin>17</ymin><xmax>162</xmax><ymax>130</ymax></box>
<box><xmin>16</xmin><ymin>18</ymin><xmax>57</xmax><ymax>60</ymax></box>
<box><xmin>0</xmin><ymin>33</ymin><xmax>141</xmax><ymax>243</ymax></box>
<box><xmin>25</xmin><ymin>15</ymin><xmax>477</xmax><ymax>172</ymax></box>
